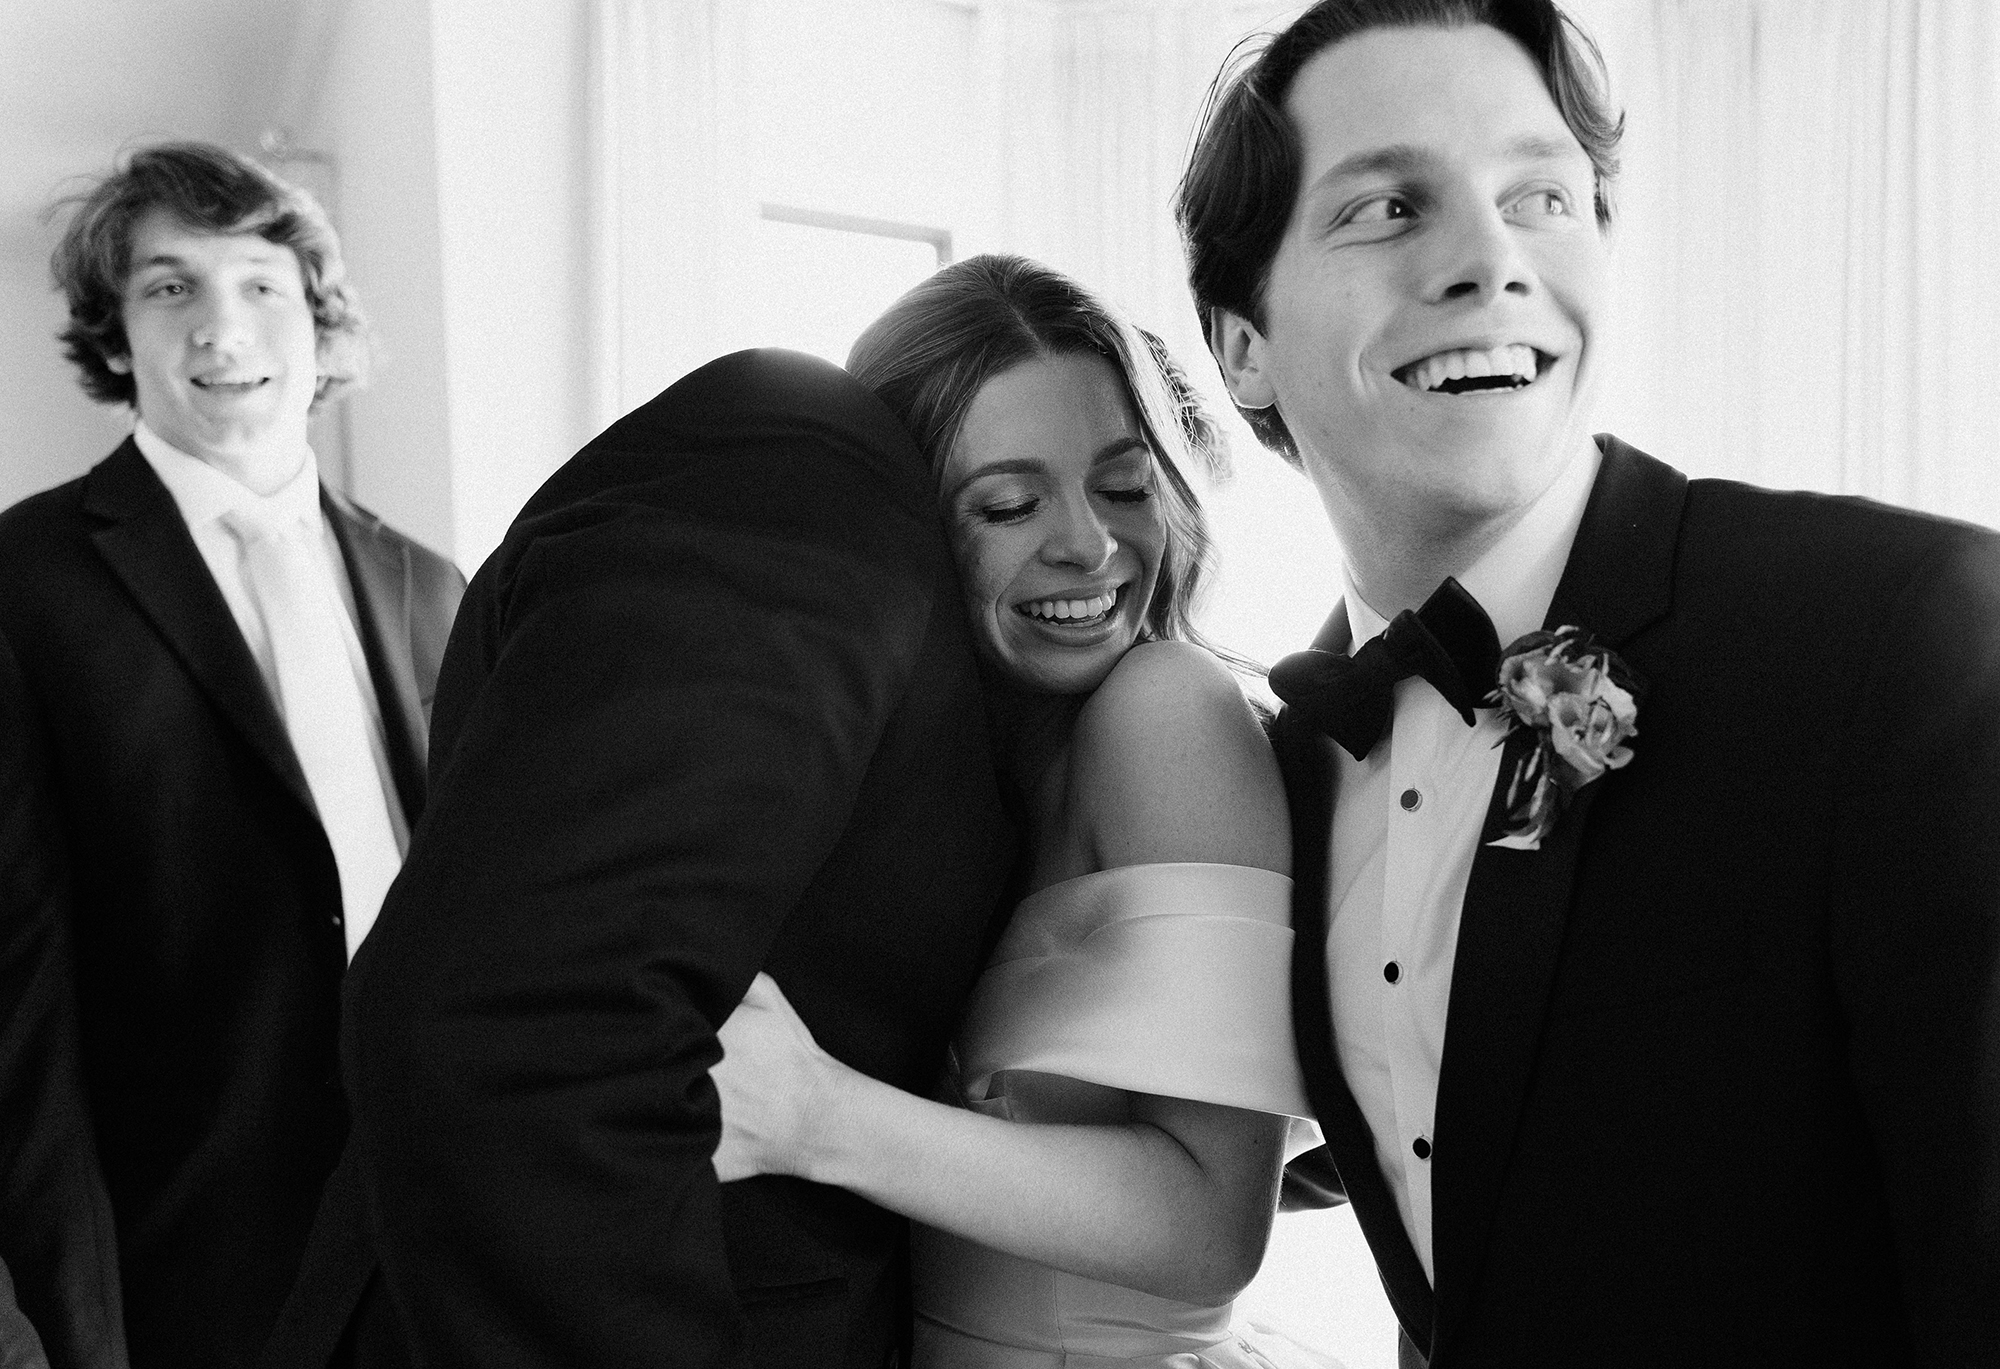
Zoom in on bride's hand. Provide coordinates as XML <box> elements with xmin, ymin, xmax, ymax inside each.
<box><xmin>710</xmin><ymin>971</ymin><xmax>840</xmax><ymax>1182</ymax></box>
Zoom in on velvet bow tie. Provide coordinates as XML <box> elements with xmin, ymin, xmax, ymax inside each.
<box><xmin>1270</xmin><ymin>577</ymin><xmax>1502</xmax><ymax>762</ymax></box>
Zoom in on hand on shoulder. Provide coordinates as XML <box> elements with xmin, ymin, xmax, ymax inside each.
<box><xmin>1070</xmin><ymin>640</ymin><xmax>1289</xmax><ymax>875</ymax></box>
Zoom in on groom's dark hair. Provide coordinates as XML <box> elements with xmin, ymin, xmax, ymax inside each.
<box><xmin>1176</xmin><ymin>0</ymin><xmax>1622</xmax><ymax>464</ymax></box>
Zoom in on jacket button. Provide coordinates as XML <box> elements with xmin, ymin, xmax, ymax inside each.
<box><xmin>1412</xmin><ymin>1136</ymin><xmax>1432</xmax><ymax>1160</ymax></box>
<box><xmin>1383</xmin><ymin>961</ymin><xmax>1401</xmax><ymax>984</ymax></box>
<box><xmin>1399</xmin><ymin>788</ymin><xmax>1422</xmax><ymax>811</ymax></box>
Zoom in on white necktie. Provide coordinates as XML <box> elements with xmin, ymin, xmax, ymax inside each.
<box><xmin>225</xmin><ymin>506</ymin><xmax>401</xmax><ymax>960</ymax></box>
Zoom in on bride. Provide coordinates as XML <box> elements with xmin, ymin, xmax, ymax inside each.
<box><xmin>711</xmin><ymin>254</ymin><xmax>1336</xmax><ymax>1368</ymax></box>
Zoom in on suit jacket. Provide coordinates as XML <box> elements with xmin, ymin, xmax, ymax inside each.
<box><xmin>338</xmin><ymin>350</ymin><xmax>1017</xmax><ymax>1369</ymax></box>
<box><xmin>1279</xmin><ymin>437</ymin><xmax>2000</xmax><ymax>1367</ymax></box>
<box><xmin>0</xmin><ymin>439</ymin><xmax>465</xmax><ymax>1369</ymax></box>
<box><xmin>0</xmin><ymin>630</ymin><xmax>122</xmax><ymax>1369</ymax></box>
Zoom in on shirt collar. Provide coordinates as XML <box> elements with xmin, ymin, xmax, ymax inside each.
<box><xmin>1339</xmin><ymin>438</ymin><xmax>1603</xmax><ymax>653</ymax></box>
<box><xmin>134</xmin><ymin>419</ymin><xmax>322</xmax><ymax>534</ymax></box>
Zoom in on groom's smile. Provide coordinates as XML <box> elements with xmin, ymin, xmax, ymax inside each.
<box><xmin>1392</xmin><ymin>343</ymin><xmax>1546</xmax><ymax>395</ymax></box>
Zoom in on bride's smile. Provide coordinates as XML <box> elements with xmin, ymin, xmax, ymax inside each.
<box><xmin>940</xmin><ymin>350</ymin><xmax>1165</xmax><ymax>697</ymax></box>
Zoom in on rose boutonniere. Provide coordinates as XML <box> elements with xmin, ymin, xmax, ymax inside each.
<box><xmin>1487</xmin><ymin>626</ymin><xmax>1640</xmax><ymax>851</ymax></box>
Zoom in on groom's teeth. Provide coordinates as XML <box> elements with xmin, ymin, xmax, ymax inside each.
<box><xmin>1400</xmin><ymin>344</ymin><xmax>1540</xmax><ymax>394</ymax></box>
<box><xmin>1022</xmin><ymin>590</ymin><xmax>1118</xmax><ymax>622</ymax></box>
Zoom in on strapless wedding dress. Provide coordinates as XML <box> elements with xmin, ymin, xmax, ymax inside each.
<box><xmin>912</xmin><ymin>863</ymin><xmax>1341</xmax><ymax>1369</ymax></box>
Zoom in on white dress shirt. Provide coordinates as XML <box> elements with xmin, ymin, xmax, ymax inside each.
<box><xmin>1324</xmin><ymin>443</ymin><xmax>1600</xmax><ymax>1282</ymax></box>
<box><xmin>133</xmin><ymin>420</ymin><xmax>410</xmax><ymax>854</ymax></box>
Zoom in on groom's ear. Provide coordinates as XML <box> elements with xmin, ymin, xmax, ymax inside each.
<box><xmin>1208</xmin><ymin>307</ymin><xmax>1278</xmax><ymax>412</ymax></box>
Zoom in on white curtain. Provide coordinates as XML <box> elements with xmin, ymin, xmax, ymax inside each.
<box><xmin>970</xmin><ymin>1</ymin><xmax>1301</xmax><ymax>372</ymax></box>
<box><xmin>588</xmin><ymin>0</ymin><xmax>754</xmax><ymax>426</ymax></box>
<box><xmin>582</xmin><ymin>0</ymin><xmax>2000</xmax><ymax>664</ymax></box>
<box><xmin>584</xmin><ymin>0</ymin><xmax>1290</xmax><ymax>422</ymax></box>
<box><xmin>1576</xmin><ymin>0</ymin><xmax>2000</xmax><ymax>528</ymax></box>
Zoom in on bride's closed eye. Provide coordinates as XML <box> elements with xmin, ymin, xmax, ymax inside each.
<box><xmin>976</xmin><ymin>499</ymin><xmax>1039</xmax><ymax>525</ymax></box>
<box><xmin>1099</xmin><ymin>484</ymin><xmax>1154</xmax><ymax>505</ymax></box>
<box><xmin>973</xmin><ymin>480</ymin><xmax>1151</xmax><ymax>526</ymax></box>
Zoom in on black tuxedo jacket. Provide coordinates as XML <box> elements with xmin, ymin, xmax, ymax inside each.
<box><xmin>1278</xmin><ymin>438</ymin><xmax>2000</xmax><ymax>1367</ymax></box>
<box><xmin>0</xmin><ymin>439</ymin><xmax>464</xmax><ymax>1369</ymax></box>
<box><xmin>336</xmin><ymin>351</ymin><xmax>1016</xmax><ymax>1369</ymax></box>
<box><xmin>0</xmin><ymin>631</ymin><xmax>121</xmax><ymax>1369</ymax></box>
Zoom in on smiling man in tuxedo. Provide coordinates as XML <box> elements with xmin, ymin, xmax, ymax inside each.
<box><xmin>1179</xmin><ymin>2</ymin><xmax>2000</xmax><ymax>1364</ymax></box>
<box><xmin>0</xmin><ymin>142</ymin><xmax>463</xmax><ymax>1369</ymax></box>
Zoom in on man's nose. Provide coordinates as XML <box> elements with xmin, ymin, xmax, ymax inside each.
<box><xmin>1425</xmin><ymin>202</ymin><xmax>1534</xmax><ymax>304</ymax></box>
<box><xmin>190</xmin><ymin>294</ymin><xmax>253</xmax><ymax>351</ymax></box>
<box><xmin>1040</xmin><ymin>497</ymin><xmax>1117</xmax><ymax>571</ymax></box>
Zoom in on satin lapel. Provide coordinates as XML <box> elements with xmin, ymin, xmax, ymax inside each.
<box><xmin>83</xmin><ymin>440</ymin><xmax>314</xmax><ymax>812</ymax></box>
<box><xmin>1428</xmin><ymin>439</ymin><xmax>1688</xmax><ymax>1358</ymax></box>
<box><xmin>324</xmin><ymin>492</ymin><xmax>426</xmax><ymax>826</ymax></box>
<box><xmin>1276</xmin><ymin>703</ymin><xmax>1437</xmax><ymax>1347</ymax></box>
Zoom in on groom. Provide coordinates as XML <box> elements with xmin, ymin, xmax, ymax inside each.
<box><xmin>1181</xmin><ymin>2</ymin><xmax>2000</xmax><ymax>1365</ymax></box>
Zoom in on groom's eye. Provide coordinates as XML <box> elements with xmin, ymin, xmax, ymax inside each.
<box><xmin>1340</xmin><ymin>193</ymin><xmax>1417</xmax><ymax>230</ymax></box>
<box><xmin>1507</xmin><ymin>187</ymin><xmax>1574</xmax><ymax>220</ymax></box>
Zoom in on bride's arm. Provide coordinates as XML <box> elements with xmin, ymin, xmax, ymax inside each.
<box><xmin>721</xmin><ymin>982</ymin><xmax>1285</xmax><ymax>1303</ymax></box>
<box><xmin>715</xmin><ymin>642</ymin><xmax>1294</xmax><ymax>1305</ymax></box>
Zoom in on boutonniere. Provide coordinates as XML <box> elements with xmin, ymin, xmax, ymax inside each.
<box><xmin>1486</xmin><ymin>626</ymin><xmax>1640</xmax><ymax>851</ymax></box>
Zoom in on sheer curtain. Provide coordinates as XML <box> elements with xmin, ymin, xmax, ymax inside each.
<box><xmin>975</xmin><ymin>2</ymin><xmax>1270</xmax><ymax>353</ymax></box>
<box><xmin>587</xmin><ymin>0</ymin><xmax>754</xmax><ymax>426</ymax></box>
<box><xmin>584</xmin><ymin>0</ymin><xmax>2000</xmax><ymax>594</ymax></box>
<box><xmin>583</xmin><ymin>0</ymin><xmax>1291</xmax><ymax>412</ymax></box>
<box><xmin>1575</xmin><ymin>0</ymin><xmax>2000</xmax><ymax>528</ymax></box>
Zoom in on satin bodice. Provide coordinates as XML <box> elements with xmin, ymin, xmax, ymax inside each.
<box><xmin>912</xmin><ymin>863</ymin><xmax>1332</xmax><ymax>1368</ymax></box>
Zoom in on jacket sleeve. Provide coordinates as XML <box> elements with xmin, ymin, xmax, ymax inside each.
<box><xmin>0</xmin><ymin>631</ymin><xmax>128</xmax><ymax>1369</ymax></box>
<box><xmin>1278</xmin><ymin>1144</ymin><xmax>1348</xmax><ymax>1213</ymax></box>
<box><xmin>1828</xmin><ymin>523</ymin><xmax>2000</xmax><ymax>1363</ymax></box>
<box><xmin>343</xmin><ymin>357</ymin><xmax>944</xmax><ymax>1369</ymax></box>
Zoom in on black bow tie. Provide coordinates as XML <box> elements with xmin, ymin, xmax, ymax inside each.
<box><xmin>1270</xmin><ymin>577</ymin><xmax>1502</xmax><ymax>762</ymax></box>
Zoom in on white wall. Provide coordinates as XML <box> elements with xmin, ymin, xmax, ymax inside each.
<box><xmin>302</xmin><ymin>0</ymin><xmax>595</xmax><ymax>572</ymax></box>
<box><xmin>298</xmin><ymin>0</ymin><xmax>986</xmax><ymax>570</ymax></box>
<box><xmin>0</xmin><ymin>225</ymin><xmax>130</xmax><ymax>509</ymax></box>
<box><xmin>303</xmin><ymin>0</ymin><xmax>459</xmax><ymax>560</ymax></box>
<box><xmin>429</xmin><ymin>0</ymin><xmax>594</xmax><ymax>569</ymax></box>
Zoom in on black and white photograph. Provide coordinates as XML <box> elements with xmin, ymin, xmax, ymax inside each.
<box><xmin>1</xmin><ymin>2</ymin><xmax>1995</xmax><ymax>1367</ymax></box>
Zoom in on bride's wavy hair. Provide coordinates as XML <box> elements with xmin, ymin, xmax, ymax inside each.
<box><xmin>847</xmin><ymin>253</ymin><xmax>1226</xmax><ymax>656</ymax></box>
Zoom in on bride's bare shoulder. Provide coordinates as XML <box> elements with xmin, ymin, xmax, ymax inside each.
<box><xmin>1068</xmin><ymin>641</ymin><xmax>1289</xmax><ymax>873</ymax></box>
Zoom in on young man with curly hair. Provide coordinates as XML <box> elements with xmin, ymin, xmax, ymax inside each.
<box><xmin>0</xmin><ymin>142</ymin><xmax>462</xmax><ymax>1369</ymax></box>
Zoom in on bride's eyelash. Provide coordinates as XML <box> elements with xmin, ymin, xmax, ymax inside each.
<box><xmin>973</xmin><ymin>482</ymin><xmax>1150</xmax><ymax>524</ymax></box>
<box><xmin>978</xmin><ymin>500</ymin><xmax>1037</xmax><ymax>524</ymax></box>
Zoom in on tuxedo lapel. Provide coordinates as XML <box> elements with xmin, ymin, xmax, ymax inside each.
<box><xmin>325</xmin><ymin>491</ymin><xmax>427</xmax><ymax>825</ymax></box>
<box><xmin>82</xmin><ymin>440</ymin><xmax>315</xmax><ymax>813</ymax></box>
<box><xmin>1427</xmin><ymin>440</ymin><xmax>1689</xmax><ymax>1359</ymax></box>
<box><xmin>1278</xmin><ymin>604</ymin><xmax>1437</xmax><ymax>1347</ymax></box>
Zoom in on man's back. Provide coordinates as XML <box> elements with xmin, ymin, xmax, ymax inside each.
<box><xmin>346</xmin><ymin>350</ymin><xmax>1016</xmax><ymax>1369</ymax></box>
